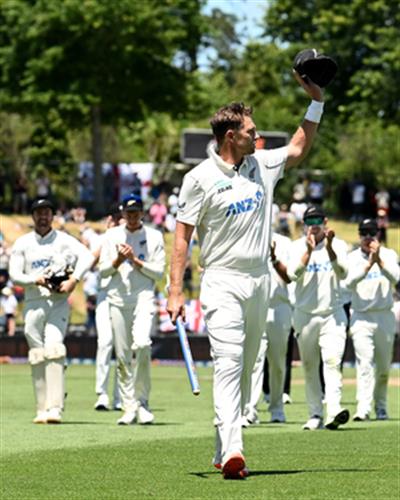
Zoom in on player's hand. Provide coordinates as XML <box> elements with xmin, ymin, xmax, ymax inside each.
<box><xmin>270</xmin><ymin>241</ymin><xmax>277</xmax><ymax>262</ymax></box>
<box><xmin>167</xmin><ymin>289</ymin><xmax>186</xmax><ymax>324</ymax></box>
<box><xmin>293</xmin><ymin>69</ymin><xmax>323</xmax><ymax>102</ymax></box>
<box><xmin>117</xmin><ymin>243</ymin><xmax>135</xmax><ymax>261</ymax></box>
<box><xmin>58</xmin><ymin>276</ymin><xmax>78</xmax><ymax>294</ymax></box>
<box><xmin>306</xmin><ymin>229</ymin><xmax>316</xmax><ymax>252</ymax></box>
<box><xmin>369</xmin><ymin>239</ymin><xmax>381</xmax><ymax>263</ymax></box>
<box><xmin>36</xmin><ymin>276</ymin><xmax>50</xmax><ymax>288</ymax></box>
<box><xmin>324</xmin><ymin>228</ymin><xmax>335</xmax><ymax>248</ymax></box>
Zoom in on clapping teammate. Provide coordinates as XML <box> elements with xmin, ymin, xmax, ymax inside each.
<box><xmin>287</xmin><ymin>205</ymin><xmax>349</xmax><ymax>430</ymax></box>
<box><xmin>99</xmin><ymin>194</ymin><xmax>165</xmax><ymax>425</ymax></box>
<box><xmin>345</xmin><ymin>219</ymin><xmax>399</xmax><ymax>421</ymax></box>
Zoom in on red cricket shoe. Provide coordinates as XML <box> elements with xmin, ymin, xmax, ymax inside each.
<box><xmin>222</xmin><ymin>452</ymin><xmax>249</xmax><ymax>480</ymax></box>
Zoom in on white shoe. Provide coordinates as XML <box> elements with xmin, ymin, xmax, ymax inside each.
<box><xmin>282</xmin><ymin>393</ymin><xmax>292</xmax><ymax>404</ymax></box>
<box><xmin>94</xmin><ymin>394</ymin><xmax>110</xmax><ymax>411</ymax></box>
<box><xmin>325</xmin><ymin>409</ymin><xmax>350</xmax><ymax>430</ymax></box>
<box><xmin>241</xmin><ymin>408</ymin><xmax>259</xmax><ymax>427</ymax></box>
<box><xmin>303</xmin><ymin>416</ymin><xmax>323</xmax><ymax>430</ymax></box>
<box><xmin>376</xmin><ymin>408</ymin><xmax>388</xmax><ymax>421</ymax></box>
<box><xmin>113</xmin><ymin>402</ymin><xmax>123</xmax><ymax>411</ymax></box>
<box><xmin>137</xmin><ymin>404</ymin><xmax>154</xmax><ymax>425</ymax></box>
<box><xmin>353</xmin><ymin>412</ymin><xmax>369</xmax><ymax>422</ymax></box>
<box><xmin>270</xmin><ymin>410</ymin><xmax>286</xmax><ymax>423</ymax></box>
<box><xmin>46</xmin><ymin>407</ymin><xmax>62</xmax><ymax>424</ymax></box>
<box><xmin>117</xmin><ymin>410</ymin><xmax>137</xmax><ymax>425</ymax></box>
<box><xmin>33</xmin><ymin>411</ymin><xmax>48</xmax><ymax>424</ymax></box>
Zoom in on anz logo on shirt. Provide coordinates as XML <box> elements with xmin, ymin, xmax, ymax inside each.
<box><xmin>32</xmin><ymin>258</ymin><xmax>51</xmax><ymax>269</ymax></box>
<box><xmin>366</xmin><ymin>270</ymin><xmax>381</xmax><ymax>280</ymax></box>
<box><xmin>306</xmin><ymin>261</ymin><xmax>332</xmax><ymax>273</ymax></box>
<box><xmin>225</xmin><ymin>190</ymin><xmax>263</xmax><ymax>217</ymax></box>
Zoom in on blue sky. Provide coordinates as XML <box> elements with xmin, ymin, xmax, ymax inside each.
<box><xmin>199</xmin><ymin>0</ymin><xmax>268</xmax><ymax>68</ymax></box>
<box><xmin>203</xmin><ymin>0</ymin><xmax>267</xmax><ymax>41</ymax></box>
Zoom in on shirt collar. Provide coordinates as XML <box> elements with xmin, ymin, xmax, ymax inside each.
<box><xmin>207</xmin><ymin>142</ymin><xmax>247</xmax><ymax>174</ymax></box>
<box><xmin>34</xmin><ymin>229</ymin><xmax>55</xmax><ymax>242</ymax></box>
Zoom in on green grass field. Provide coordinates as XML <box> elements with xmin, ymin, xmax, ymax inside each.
<box><xmin>1</xmin><ymin>364</ymin><xmax>399</xmax><ymax>499</ymax></box>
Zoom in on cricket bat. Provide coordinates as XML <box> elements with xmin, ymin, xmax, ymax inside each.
<box><xmin>176</xmin><ymin>318</ymin><xmax>200</xmax><ymax>396</ymax></box>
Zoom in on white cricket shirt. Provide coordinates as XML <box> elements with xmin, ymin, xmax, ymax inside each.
<box><xmin>177</xmin><ymin>143</ymin><xmax>287</xmax><ymax>272</ymax></box>
<box><xmin>99</xmin><ymin>223</ymin><xmax>165</xmax><ymax>307</ymax></box>
<box><xmin>287</xmin><ymin>236</ymin><xmax>348</xmax><ymax>314</ymax></box>
<box><xmin>344</xmin><ymin>246</ymin><xmax>399</xmax><ymax>312</ymax></box>
<box><xmin>9</xmin><ymin>229</ymin><xmax>94</xmax><ymax>302</ymax></box>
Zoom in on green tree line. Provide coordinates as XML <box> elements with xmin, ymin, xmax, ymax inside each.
<box><xmin>0</xmin><ymin>0</ymin><xmax>399</xmax><ymax>216</ymax></box>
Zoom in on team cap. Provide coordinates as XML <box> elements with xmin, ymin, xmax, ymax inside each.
<box><xmin>30</xmin><ymin>198</ymin><xmax>55</xmax><ymax>213</ymax></box>
<box><xmin>121</xmin><ymin>194</ymin><xmax>143</xmax><ymax>212</ymax></box>
<box><xmin>358</xmin><ymin>218</ymin><xmax>378</xmax><ymax>233</ymax></box>
<box><xmin>303</xmin><ymin>205</ymin><xmax>326</xmax><ymax>221</ymax></box>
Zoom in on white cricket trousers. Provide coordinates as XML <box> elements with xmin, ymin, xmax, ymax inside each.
<box><xmin>200</xmin><ymin>269</ymin><xmax>270</xmax><ymax>465</ymax></box>
<box><xmin>109</xmin><ymin>293</ymin><xmax>155</xmax><ymax>412</ymax></box>
<box><xmin>247</xmin><ymin>301</ymin><xmax>292</xmax><ymax>416</ymax></box>
<box><xmin>94</xmin><ymin>290</ymin><xmax>119</xmax><ymax>402</ymax></box>
<box><xmin>350</xmin><ymin>309</ymin><xmax>395</xmax><ymax>414</ymax></box>
<box><xmin>294</xmin><ymin>308</ymin><xmax>347</xmax><ymax>421</ymax></box>
<box><xmin>24</xmin><ymin>297</ymin><xmax>69</xmax><ymax>412</ymax></box>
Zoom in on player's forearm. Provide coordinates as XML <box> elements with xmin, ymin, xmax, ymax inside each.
<box><xmin>73</xmin><ymin>249</ymin><xmax>95</xmax><ymax>281</ymax></box>
<box><xmin>169</xmin><ymin>223</ymin><xmax>193</xmax><ymax>292</ymax></box>
<box><xmin>286</xmin><ymin>119</ymin><xmax>320</xmax><ymax>168</ymax></box>
<box><xmin>9</xmin><ymin>257</ymin><xmax>36</xmax><ymax>286</ymax></box>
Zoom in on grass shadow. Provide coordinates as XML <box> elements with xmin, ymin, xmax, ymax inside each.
<box><xmin>190</xmin><ymin>467</ymin><xmax>378</xmax><ymax>479</ymax></box>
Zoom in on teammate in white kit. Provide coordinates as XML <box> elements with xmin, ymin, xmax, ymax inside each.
<box><xmin>92</xmin><ymin>204</ymin><xmax>122</xmax><ymax>411</ymax></box>
<box><xmin>99</xmin><ymin>194</ymin><xmax>165</xmax><ymax>425</ymax></box>
<box><xmin>287</xmin><ymin>205</ymin><xmax>349</xmax><ymax>431</ymax></box>
<box><xmin>345</xmin><ymin>219</ymin><xmax>399</xmax><ymax>421</ymax></box>
<box><xmin>167</xmin><ymin>72</ymin><xmax>324</xmax><ymax>479</ymax></box>
<box><xmin>243</xmin><ymin>232</ymin><xmax>293</xmax><ymax>425</ymax></box>
<box><xmin>9</xmin><ymin>199</ymin><xmax>94</xmax><ymax>424</ymax></box>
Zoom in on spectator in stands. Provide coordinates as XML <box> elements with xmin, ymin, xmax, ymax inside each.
<box><xmin>0</xmin><ymin>286</ymin><xmax>17</xmax><ymax>336</ymax></box>
<box><xmin>13</xmin><ymin>174</ymin><xmax>28</xmax><ymax>214</ymax></box>
<box><xmin>290</xmin><ymin>198</ymin><xmax>308</xmax><ymax>233</ymax></box>
<box><xmin>307</xmin><ymin>179</ymin><xmax>324</xmax><ymax>206</ymax></box>
<box><xmin>350</xmin><ymin>178</ymin><xmax>366</xmax><ymax>222</ymax></box>
<box><xmin>375</xmin><ymin>187</ymin><xmax>390</xmax><ymax>215</ymax></box>
<box><xmin>34</xmin><ymin>167</ymin><xmax>51</xmax><ymax>199</ymax></box>
<box><xmin>149</xmin><ymin>194</ymin><xmax>168</xmax><ymax>230</ymax></box>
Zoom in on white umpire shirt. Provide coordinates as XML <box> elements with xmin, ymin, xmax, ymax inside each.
<box><xmin>287</xmin><ymin>236</ymin><xmax>348</xmax><ymax>315</ymax></box>
<box><xmin>344</xmin><ymin>246</ymin><xmax>400</xmax><ymax>312</ymax></box>
<box><xmin>9</xmin><ymin>229</ymin><xmax>94</xmax><ymax>302</ymax></box>
<box><xmin>177</xmin><ymin>142</ymin><xmax>288</xmax><ymax>273</ymax></box>
<box><xmin>99</xmin><ymin>223</ymin><xmax>165</xmax><ymax>307</ymax></box>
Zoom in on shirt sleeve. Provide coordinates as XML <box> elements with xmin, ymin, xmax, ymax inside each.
<box><xmin>98</xmin><ymin>231</ymin><xmax>118</xmax><ymax>278</ymax></box>
<box><xmin>66</xmin><ymin>235</ymin><xmax>95</xmax><ymax>281</ymax></box>
<box><xmin>9</xmin><ymin>239</ymin><xmax>36</xmax><ymax>286</ymax></box>
<box><xmin>331</xmin><ymin>240</ymin><xmax>348</xmax><ymax>280</ymax></box>
<box><xmin>380</xmin><ymin>249</ymin><xmax>400</xmax><ymax>284</ymax></box>
<box><xmin>139</xmin><ymin>231</ymin><xmax>166</xmax><ymax>282</ymax></box>
<box><xmin>176</xmin><ymin>172</ymin><xmax>205</xmax><ymax>226</ymax></box>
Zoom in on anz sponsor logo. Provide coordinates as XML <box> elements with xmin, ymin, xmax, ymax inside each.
<box><xmin>366</xmin><ymin>270</ymin><xmax>381</xmax><ymax>280</ymax></box>
<box><xmin>32</xmin><ymin>258</ymin><xmax>51</xmax><ymax>269</ymax></box>
<box><xmin>225</xmin><ymin>190</ymin><xmax>263</xmax><ymax>217</ymax></box>
<box><xmin>306</xmin><ymin>261</ymin><xmax>332</xmax><ymax>273</ymax></box>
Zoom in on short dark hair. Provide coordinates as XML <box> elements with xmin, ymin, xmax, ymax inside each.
<box><xmin>210</xmin><ymin>102</ymin><xmax>253</xmax><ymax>144</ymax></box>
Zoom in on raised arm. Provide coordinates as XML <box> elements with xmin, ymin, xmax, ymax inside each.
<box><xmin>286</xmin><ymin>71</ymin><xmax>324</xmax><ymax>169</ymax></box>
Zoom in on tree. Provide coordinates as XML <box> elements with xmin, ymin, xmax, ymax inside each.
<box><xmin>264</xmin><ymin>0</ymin><xmax>400</xmax><ymax>124</ymax></box>
<box><xmin>0</xmin><ymin>0</ymin><xmax>206</xmax><ymax>214</ymax></box>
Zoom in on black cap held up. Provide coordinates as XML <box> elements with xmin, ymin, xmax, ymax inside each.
<box><xmin>293</xmin><ymin>48</ymin><xmax>338</xmax><ymax>87</ymax></box>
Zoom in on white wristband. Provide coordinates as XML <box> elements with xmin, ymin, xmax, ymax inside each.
<box><xmin>305</xmin><ymin>100</ymin><xmax>324</xmax><ymax>123</ymax></box>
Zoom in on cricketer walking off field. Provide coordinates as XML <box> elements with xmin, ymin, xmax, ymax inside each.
<box><xmin>9</xmin><ymin>198</ymin><xmax>94</xmax><ymax>424</ymax></box>
<box><xmin>167</xmin><ymin>70</ymin><xmax>324</xmax><ymax>479</ymax></box>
